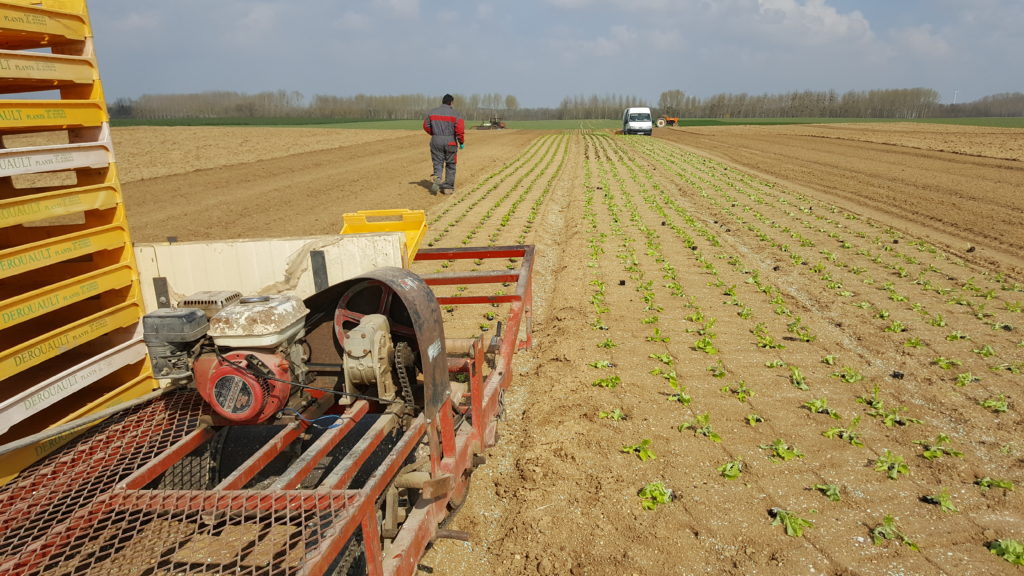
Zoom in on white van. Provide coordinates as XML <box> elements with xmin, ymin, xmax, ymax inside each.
<box><xmin>622</xmin><ymin>107</ymin><xmax>653</xmax><ymax>136</ymax></box>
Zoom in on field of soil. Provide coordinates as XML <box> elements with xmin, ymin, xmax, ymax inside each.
<box><xmin>114</xmin><ymin>122</ymin><xmax>1024</xmax><ymax>576</ymax></box>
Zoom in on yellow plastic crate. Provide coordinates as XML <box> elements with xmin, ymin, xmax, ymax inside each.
<box><xmin>340</xmin><ymin>209</ymin><xmax>426</xmax><ymax>263</ymax></box>
<box><xmin>0</xmin><ymin>1</ymin><xmax>87</xmax><ymax>51</ymax></box>
<box><xmin>0</xmin><ymin>182</ymin><xmax>120</xmax><ymax>228</ymax></box>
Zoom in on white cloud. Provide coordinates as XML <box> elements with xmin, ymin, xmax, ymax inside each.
<box><xmin>890</xmin><ymin>25</ymin><xmax>951</xmax><ymax>59</ymax></box>
<box><xmin>335</xmin><ymin>11</ymin><xmax>371</xmax><ymax>31</ymax></box>
<box><xmin>236</xmin><ymin>4</ymin><xmax>278</xmax><ymax>38</ymax></box>
<box><xmin>477</xmin><ymin>4</ymin><xmax>496</xmax><ymax>20</ymax></box>
<box><xmin>552</xmin><ymin>24</ymin><xmax>637</xmax><ymax>63</ymax></box>
<box><xmin>545</xmin><ymin>0</ymin><xmax>595</xmax><ymax>8</ymax></box>
<box><xmin>373</xmin><ymin>0</ymin><xmax>420</xmax><ymax>20</ymax></box>
<box><xmin>649</xmin><ymin>28</ymin><xmax>685</xmax><ymax>52</ymax></box>
<box><xmin>109</xmin><ymin>11</ymin><xmax>160</xmax><ymax>33</ymax></box>
<box><xmin>757</xmin><ymin>0</ymin><xmax>873</xmax><ymax>45</ymax></box>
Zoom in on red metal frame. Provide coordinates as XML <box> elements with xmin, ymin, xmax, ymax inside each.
<box><xmin>0</xmin><ymin>244</ymin><xmax>534</xmax><ymax>576</ymax></box>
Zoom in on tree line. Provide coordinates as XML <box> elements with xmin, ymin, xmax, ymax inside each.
<box><xmin>108</xmin><ymin>88</ymin><xmax>1023</xmax><ymax>121</ymax></box>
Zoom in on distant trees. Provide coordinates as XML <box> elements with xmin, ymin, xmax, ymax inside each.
<box><xmin>941</xmin><ymin>92</ymin><xmax>1024</xmax><ymax>117</ymax></box>
<box><xmin>557</xmin><ymin>94</ymin><xmax>650</xmax><ymax>120</ymax></box>
<box><xmin>106</xmin><ymin>88</ymin><xmax>1022</xmax><ymax>122</ymax></box>
<box><xmin>654</xmin><ymin>88</ymin><xmax>947</xmax><ymax>119</ymax></box>
<box><xmin>111</xmin><ymin>91</ymin><xmax>526</xmax><ymax>121</ymax></box>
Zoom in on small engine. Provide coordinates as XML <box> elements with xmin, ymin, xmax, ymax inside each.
<box><xmin>195</xmin><ymin>294</ymin><xmax>309</xmax><ymax>424</ymax></box>
<box><xmin>144</xmin><ymin>294</ymin><xmax>310</xmax><ymax>425</ymax></box>
<box><xmin>142</xmin><ymin>271</ymin><xmax>433</xmax><ymax>428</ymax></box>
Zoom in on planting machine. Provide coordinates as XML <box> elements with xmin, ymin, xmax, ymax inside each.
<box><xmin>1</xmin><ymin>211</ymin><xmax>535</xmax><ymax>576</ymax></box>
<box><xmin>0</xmin><ymin>2</ymin><xmax>533</xmax><ymax>573</ymax></box>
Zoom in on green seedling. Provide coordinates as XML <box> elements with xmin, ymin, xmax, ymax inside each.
<box><xmin>707</xmin><ymin>361</ymin><xmax>727</xmax><ymax>379</ymax></box>
<box><xmin>973</xmin><ymin>344</ymin><xmax>996</xmax><ymax>358</ymax></box>
<box><xmin>914</xmin><ymin>434</ymin><xmax>963</xmax><ymax>460</ymax></box>
<box><xmin>987</xmin><ymin>539</ymin><xmax>1024</xmax><ymax>566</ymax></box>
<box><xmin>803</xmin><ymin>397</ymin><xmax>840</xmax><ymax>419</ymax></box>
<box><xmin>874</xmin><ymin>450</ymin><xmax>909</xmax><ymax>480</ymax></box>
<box><xmin>975</xmin><ymin>477</ymin><xmax>1015</xmax><ymax>491</ymax></box>
<box><xmin>678</xmin><ymin>413</ymin><xmax>721</xmax><ymax>442</ymax></box>
<box><xmin>760</xmin><ymin>439</ymin><xmax>804</xmax><ymax>461</ymax></box>
<box><xmin>694</xmin><ymin>336</ymin><xmax>718</xmax><ymax>354</ymax></box>
<box><xmin>904</xmin><ymin>337</ymin><xmax>924</xmax><ymax>348</ymax></box>
<box><xmin>717</xmin><ymin>460</ymin><xmax>743</xmax><ymax>480</ymax></box>
<box><xmin>667</xmin><ymin>378</ymin><xmax>692</xmax><ymax>406</ymax></box>
<box><xmin>621</xmin><ymin>439</ymin><xmax>656</xmax><ymax>461</ymax></box>
<box><xmin>598</xmin><ymin>408</ymin><xmax>626</xmax><ymax>421</ymax></box>
<box><xmin>638</xmin><ymin>482</ymin><xmax>673</xmax><ymax>510</ymax></box>
<box><xmin>922</xmin><ymin>488</ymin><xmax>958</xmax><ymax>513</ymax></box>
<box><xmin>871</xmin><ymin>516</ymin><xmax>918</xmax><ymax>551</ymax></box>
<box><xmin>588</xmin><ymin>359</ymin><xmax>615</xmax><ymax>369</ymax></box>
<box><xmin>720</xmin><ymin>380</ymin><xmax>754</xmax><ymax>402</ymax></box>
<box><xmin>790</xmin><ymin>366</ymin><xmax>809</xmax><ymax>390</ymax></box>
<box><xmin>769</xmin><ymin>508</ymin><xmax>813</xmax><ymax>537</ymax></box>
<box><xmin>979</xmin><ymin>395</ymin><xmax>1009</xmax><ymax>413</ymax></box>
<box><xmin>832</xmin><ymin>367</ymin><xmax>863</xmax><ymax>383</ymax></box>
<box><xmin>868</xmin><ymin>405</ymin><xmax>922</xmax><ymax>428</ymax></box>
<box><xmin>746</xmin><ymin>414</ymin><xmax>765</xmax><ymax>426</ymax></box>
<box><xmin>649</xmin><ymin>352</ymin><xmax>674</xmax><ymax>365</ymax></box>
<box><xmin>592</xmin><ymin>375</ymin><xmax>621</xmax><ymax>389</ymax></box>
<box><xmin>813</xmin><ymin>484</ymin><xmax>841</xmax><ymax>502</ymax></box>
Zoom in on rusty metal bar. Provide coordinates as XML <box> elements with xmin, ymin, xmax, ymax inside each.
<box><xmin>116</xmin><ymin>424</ymin><xmax>215</xmax><ymax>490</ymax></box>
<box><xmin>414</xmin><ymin>246</ymin><xmax>528</xmax><ymax>261</ymax></box>
<box><xmin>269</xmin><ymin>400</ymin><xmax>369</xmax><ymax>491</ymax></box>
<box><xmin>214</xmin><ymin>396</ymin><xmax>335</xmax><ymax>491</ymax></box>
<box><xmin>320</xmin><ymin>413</ymin><xmax>397</xmax><ymax>490</ymax></box>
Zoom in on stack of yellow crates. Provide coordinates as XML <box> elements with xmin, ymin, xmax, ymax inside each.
<box><xmin>0</xmin><ymin>0</ymin><xmax>155</xmax><ymax>484</ymax></box>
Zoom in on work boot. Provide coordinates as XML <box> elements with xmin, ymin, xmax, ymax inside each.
<box><xmin>442</xmin><ymin>187</ymin><xmax>454</xmax><ymax>195</ymax></box>
<box><xmin>430</xmin><ymin>177</ymin><xmax>441</xmax><ymax>194</ymax></box>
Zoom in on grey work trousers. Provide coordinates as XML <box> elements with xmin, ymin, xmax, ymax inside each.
<box><xmin>430</xmin><ymin>143</ymin><xmax>457</xmax><ymax>189</ymax></box>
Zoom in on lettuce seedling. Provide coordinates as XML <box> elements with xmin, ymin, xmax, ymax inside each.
<box><xmin>678</xmin><ymin>413</ymin><xmax>721</xmax><ymax>442</ymax></box>
<box><xmin>871</xmin><ymin>516</ymin><xmax>918</xmax><ymax>551</ymax></box>
<box><xmin>976</xmin><ymin>477</ymin><xmax>1015</xmax><ymax>491</ymax></box>
<box><xmin>598</xmin><ymin>408</ymin><xmax>626</xmax><ymax>421</ymax></box>
<box><xmin>922</xmin><ymin>488</ymin><xmax>958</xmax><ymax>513</ymax></box>
<box><xmin>803</xmin><ymin>397</ymin><xmax>840</xmax><ymax>419</ymax></box>
<box><xmin>823</xmin><ymin>416</ymin><xmax>864</xmax><ymax>447</ymax></box>
<box><xmin>875</xmin><ymin>450</ymin><xmax>909</xmax><ymax>480</ymax></box>
<box><xmin>621</xmin><ymin>439</ymin><xmax>656</xmax><ymax>461</ymax></box>
<box><xmin>638</xmin><ymin>482</ymin><xmax>673</xmax><ymax>510</ymax></box>
<box><xmin>987</xmin><ymin>539</ymin><xmax>1024</xmax><ymax>566</ymax></box>
<box><xmin>592</xmin><ymin>375</ymin><xmax>620</xmax><ymax>389</ymax></box>
<box><xmin>760</xmin><ymin>439</ymin><xmax>804</xmax><ymax>461</ymax></box>
<box><xmin>718</xmin><ymin>460</ymin><xmax>743</xmax><ymax>480</ymax></box>
<box><xmin>914</xmin><ymin>434</ymin><xmax>963</xmax><ymax>460</ymax></box>
<box><xmin>813</xmin><ymin>484</ymin><xmax>841</xmax><ymax>502</ymax></box>
<box><xmin>769</xmin><ymin>508</ymin><xmax>813</xmax><ymax>537</ymax></box>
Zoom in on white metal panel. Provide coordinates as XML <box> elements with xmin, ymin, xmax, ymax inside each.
<box><xmin>134</xmin><ymin>233</ymin><xmax>406</xmax><ymax>312</ymax></box>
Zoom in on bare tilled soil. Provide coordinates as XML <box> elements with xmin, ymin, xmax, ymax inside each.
<box><xmin>115</xmin><ymin>123</ymin><xmax>1024</xmax><ymax>576</ymax></box>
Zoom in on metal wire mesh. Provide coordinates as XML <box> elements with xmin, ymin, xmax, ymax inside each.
<box><xmin>0</xmin><ymin>391</ymin><xmax>367</xmax><ymax>576</ymax></box>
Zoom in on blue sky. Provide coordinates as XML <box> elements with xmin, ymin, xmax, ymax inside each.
<box><xmin>89</xmin><ymin>0</ymin><xmax>1022</xmax><ymax>108</ymax></box>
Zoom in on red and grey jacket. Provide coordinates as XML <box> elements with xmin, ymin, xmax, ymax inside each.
<box><xmin>423</xmin><ymin>104</ymin><xmax>465</xmax><ymax>148</ymax></box>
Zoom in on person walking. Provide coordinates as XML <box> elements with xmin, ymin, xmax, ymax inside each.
<box><xmin>423</xmin><ymin>94</ymin><xmax>465</xmax><ymax>195</ymax></box>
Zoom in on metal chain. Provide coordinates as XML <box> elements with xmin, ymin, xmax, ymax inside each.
<box><xmin>394</xmin><ymin>342</ymin><xmax>416</xmax><ymax>407</ymax></box>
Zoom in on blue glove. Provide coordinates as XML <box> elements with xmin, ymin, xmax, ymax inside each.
<box><xmin>459</xmin><ymin>143</ymin><xmax>464</xmax><ymax>150</ymax></box>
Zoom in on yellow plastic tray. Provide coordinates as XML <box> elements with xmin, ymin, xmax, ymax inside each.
<box><xmin>340</xmin><ymin>209</ymin><xmax>426</xmax><ymax>263</ymax></box>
